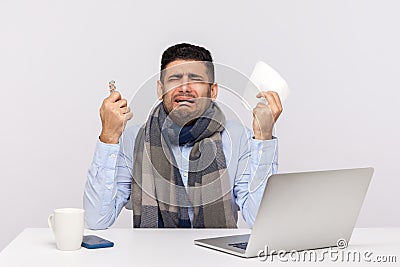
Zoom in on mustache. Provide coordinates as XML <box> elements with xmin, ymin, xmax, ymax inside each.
<box><xmin>173</xmin><ymin>93</ymin><xmax>196</xmax><ymax>100</ymax></box>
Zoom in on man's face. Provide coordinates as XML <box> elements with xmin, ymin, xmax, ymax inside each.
<box><xmin>158</xmin><ymin>59</ymin><xmax>218</xmax><ymax>125</ymax></box>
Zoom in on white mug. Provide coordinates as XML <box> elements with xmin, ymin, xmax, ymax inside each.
<box><xmin>48</xmin><ymin>208</ymin><xmax>85</xmax><ymax>251</ymax></box>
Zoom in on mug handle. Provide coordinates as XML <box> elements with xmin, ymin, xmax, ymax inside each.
<box><xmin>48</xmin><ymin>214</ymin><xmax>55</xmax><ymax>234</ymax></box>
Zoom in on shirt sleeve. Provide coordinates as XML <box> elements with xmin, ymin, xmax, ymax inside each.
<box><xmin>233</xmin><ymin>127</ymin><xmax>278</xmax><ymax>228</ymax></box>
<box><xmin>83</xmin><ymin>127</ymin><xmax>137</xmax><ymax>229</ymax></box>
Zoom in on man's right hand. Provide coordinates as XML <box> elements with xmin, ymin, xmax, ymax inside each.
<box><xmin>99</xmin><ymin>91</ymin><xmax>133</xmax><ymax>144</ymax></box>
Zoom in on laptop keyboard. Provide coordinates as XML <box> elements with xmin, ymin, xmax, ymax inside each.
<box><xmin>228</xmin><ymin>242</ymin><xmax>248</xmax><ymax>250</ymax></box>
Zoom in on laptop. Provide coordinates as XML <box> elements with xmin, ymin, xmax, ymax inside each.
<box><xmin>194</xmin><ymin>167</ymin><xmax>374</xmax><ymax>258</ymax></box>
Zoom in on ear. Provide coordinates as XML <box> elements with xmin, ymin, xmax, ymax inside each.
<box><xmin>157</xmin><ymin>80</ymin><xmax>163</xmax><ymax>100</ymax></box>
<box><xmin>210</xmin><ymin>83</ymin><xmax>218</xmax><ymax>100</ymax></box>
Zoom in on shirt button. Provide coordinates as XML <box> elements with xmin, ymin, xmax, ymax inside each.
<box><xmin>110</xmin><ymin>153</ymin><xmax>116</xmax><ymax>158</ymax></box>
<box><xmin>106</xmin><ymin>185</ymin><xmax>112</xmax><ymax>190</ymax></box>
<box><xmin>183</xmin><ymin>172</ymin><xmax>188</xmax><ymax>177</ymax></box>
<box><xmin>258</xmin><ymin>150</ymin><xmax>263</xmax><ymax>155</ymax></box>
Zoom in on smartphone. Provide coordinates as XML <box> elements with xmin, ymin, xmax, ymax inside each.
<box><xmin>81</xmin><ymin>235</ymin><xmax>114</xmax><ymax>249</ymax></box>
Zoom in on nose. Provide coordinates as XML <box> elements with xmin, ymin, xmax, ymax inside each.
<box><xmin>178</xmin><ymin>76</ymin><xmax>192</xmax><ymax>93</ymax></box>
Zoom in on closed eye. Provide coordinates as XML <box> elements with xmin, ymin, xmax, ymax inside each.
<box><xmin>168</xmin><ymin>74</ymin><xmax>182</xmax><ymax>81</ymax></box>
<box><xmin>188</xmin><ymin>73</ymin><xmax>204</xmax><ymax>81</ymax></box>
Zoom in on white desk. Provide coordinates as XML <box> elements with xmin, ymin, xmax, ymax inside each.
<box><xmin>0</xmin><ymin>228</ymin><xmax>399</xmax><ymax>266</ymax></box>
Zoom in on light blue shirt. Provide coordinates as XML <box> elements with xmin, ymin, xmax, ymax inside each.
<box><xmin>83</xmin><ymin>120</ymin><xmax>278</xmax><ymax>229</ymax></box>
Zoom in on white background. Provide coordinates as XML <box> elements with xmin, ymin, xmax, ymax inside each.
<box><xmin>1</xmin><ymin>0</ymin><xmax>399</xmax><ymax>251</ymax></box>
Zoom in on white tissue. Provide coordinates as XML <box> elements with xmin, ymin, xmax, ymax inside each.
<box><xmin>242</xmin><ymin>61</ymin><xmax>289</xmax><ymax>110</ymax></box>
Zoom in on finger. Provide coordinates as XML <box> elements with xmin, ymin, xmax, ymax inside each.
<box><xmin>107</xmin><ymin>91</ymin><xmax>122</xmax><ymax>102</ymax></box>
<box><xmin>256</xmin><ymin>91</ymin><xmax>276</xmax><ymax>100</ymax></box>
<box><xmin>262</xmin><ymin>92</ymin><xmax>278</xmax><ymax>110</ymax></box>
<box><xmin>256</xmin><ymin>91</ymin><xmax>274</xmax><ymax>107</ymax></box>
<box><xmin>117</xmin><ymin>99</ymin><xmax>128</xmax><ymax>108</ymax></box>
<box><xmin>256</xmin><ymin>91</ymin><xmax>270</xmax><ymax>99</ymax></box>
<box><xmin>121</xmin><ymin>106</ymin><xmax>131</xmax><ymax>114</ymax></box>
<box><xmin>264</xmin><ymin>94</ymin><xmax>281</xmax><ymax>122</ymax></box>
<box><xmin>271</xmin><ymin>96</ymin><xmax>282</xmax><ymax>122</ymax></box>
<box><xmin>270</xmin><ymin>91</ymin><xmax>283</xmax><ymax>112</ymax></box>
<box><xmin>268</xmin><ymin>91</ymin><xmax>283</xmax><ymax>120</ymax></box>
<box><xmin>124</xmin><ymin>112</ymin><xmax>133</xmax><ymax>122</ymax></box>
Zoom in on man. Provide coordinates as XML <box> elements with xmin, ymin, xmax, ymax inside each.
<box><xmin>84</xmin><ymin>43</ymin><xmax>282</xmax><ymax>229</ymax></box>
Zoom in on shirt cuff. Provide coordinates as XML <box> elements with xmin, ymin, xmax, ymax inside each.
<box><xmin>93</xmin><ymin>139</ymin><xmax>120</xmax><ymax>169</ymax></box>
<box><xmin>251</xmin><ymin>136</ymin><xmax>278</xmax><ymax>166</ymax></box>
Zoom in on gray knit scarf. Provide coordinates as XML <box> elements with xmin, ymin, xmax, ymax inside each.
<box><xmin>131</xmin><ymin>101</ymin><xmax>237</xmax><ymax>228</ymax></box>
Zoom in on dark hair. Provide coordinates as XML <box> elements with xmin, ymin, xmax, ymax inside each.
<box><xmin>160</xmin><ymin>43</ymin><xmax>215</xmax><ymax>83</ymax></box>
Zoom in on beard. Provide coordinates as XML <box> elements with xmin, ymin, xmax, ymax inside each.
<box><xmin>163</xmin><ymin>97</ymin><xmax>212</xmax><ymax>126</ymax></box>
<box><xmin>161</xmin><ymin>85</ymin><xmax>213</xmax><ymax>126</ymax></box>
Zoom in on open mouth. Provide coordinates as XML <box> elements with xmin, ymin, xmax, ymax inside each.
<box><xmin>174</xmin><ymin>96</ymin><xmax>195</xmax><ymax>105</ymax></box>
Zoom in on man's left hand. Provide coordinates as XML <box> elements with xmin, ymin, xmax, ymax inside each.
<box><xmin>252</xmin><ymin>91</ymin><xmax>283</xmax><ymax>140</ymax></box>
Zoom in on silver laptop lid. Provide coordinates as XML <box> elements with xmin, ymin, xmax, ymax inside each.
<box><xmin>246</xmin><ymin>167</ymin><xmax>374</xmax><ymax>257</ymax></box>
